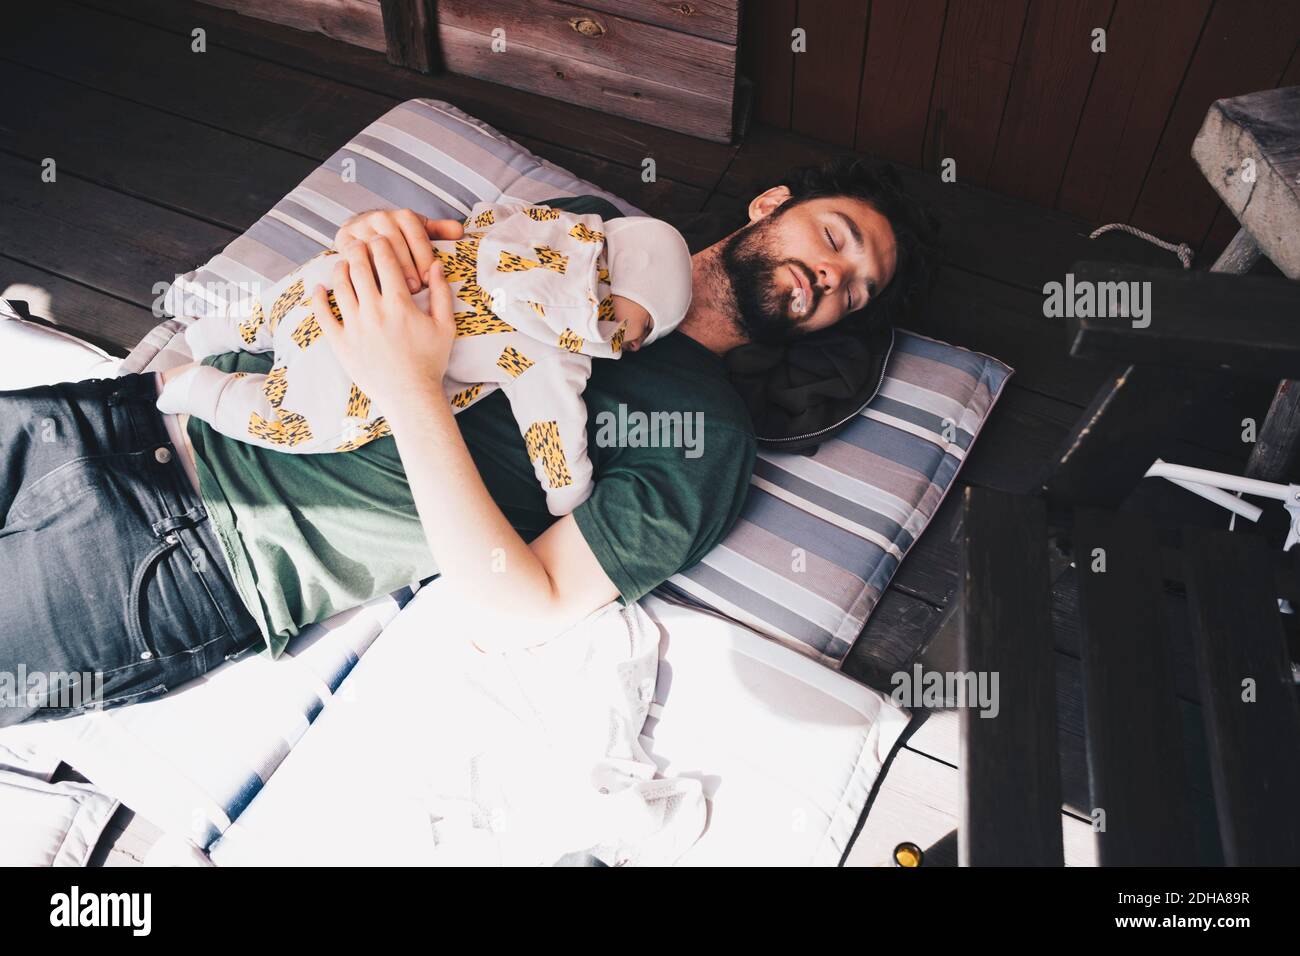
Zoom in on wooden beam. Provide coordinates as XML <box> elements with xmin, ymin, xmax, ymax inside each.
<box><xmin>1192</xmin><ymin>86</ymin><xmax>1300</xmax><ymax>280</ymax></box>
<box><xmin>433</xmin><ymin>0</ymin><xmax>737</xmax><ymax>142</ymax></box>
<box><xmin>1073</xmin><ymin>510</ymin><xmax>1197</xmax><ymax>865</ymax></box>
<box><xmin>1065</xmin><ymin>261</ymin><xmax>1300</xmax><ymax>380</ymax></box>
<box><xmin>379</xmin><ymin>0</ymin><xmax>438</xmax><ymax>73</ymax></box>
<box><xmin>579</xmin><ymin>0</ymin><xmax>740</xmax><ymax>44</ymax></box>
<box><xmin>1210</xmin><ymin>227</ymin><xmax>1262</xmax><ymax>274</ymax></box>
<box><xmin>1043</xmin><ymin>365</ymin><xmax>1225</xmax><ymax>509</ymax></box>
<box><xmin>958</xmin><ymin>487</ymin><xmax>1064</xmax><ymax>866</ymax></box>
<box><xmin>195</xmin><ymin>0</ymin><xmax>386</xmax><ymax>52</ymax></box>
<box><xmin>1183</xmin><ymin>527</ymin><xmax>1300</xmax><ymax>865</ymax></box>
<box><xmin>1246</xmin><ymin>380</ymin><xmax>1300</xmax><ymax>481</ymax></box>
<box><xmin>1203</xmin><ymin>217</ymin><xmax>1300</xmax><ymax>483</ymax></box>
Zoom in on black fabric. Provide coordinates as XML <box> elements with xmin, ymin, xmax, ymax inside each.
<box><xmin>725</xmin><ymin>321</ymin><xmax>894</xmax><ymax>454</ymax></box>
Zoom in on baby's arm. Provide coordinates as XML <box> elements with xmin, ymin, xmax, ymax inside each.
<box><xmin>160</xmin><ymin>274</ymin><xmax>388</xmax><ymax>454</ymax></box>
<box><xmin>496</xmin><ymin>342</ymin><xmax>596</xmax><ymax>516</ymax></box>
<box><xmin>158</xmin><ymin>357</ymin><xmax>385</xmax><ymax>455</ymax></box>
<box><xmin>183</xmin><ymin>251</ymin><xmax>339</xmax><ymax>361</ymax></box>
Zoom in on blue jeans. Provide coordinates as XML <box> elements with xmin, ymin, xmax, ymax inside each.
<box><xmin>0</xmin><ymin>373</ymin><xmax>261</xmax><ymax>726</ymax></box>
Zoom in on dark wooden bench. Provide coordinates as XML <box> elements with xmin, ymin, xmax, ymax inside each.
<box><xmin>958</xmin><ymin>488</ymin><xmax>1300</xmax><ymax>865</ymax></box>
<box><xmin>1046</xmin><ymin>261</ymin><xmax>1300</xmax><ymax>508</ymax></box>
<box><xmin>1071</xmin><ymin>508</ymin><xmax>1198</xmax><ymax>865</ymax></box>
<box><xmin>1183</xmin><ymin>526</ymin><xmax>1300</xmax><ymax>864</ymax></box>
<box><xmin>958</xmin><ymin>487</ymin><xmax>1063</xmax><ymax>865</ymax></box>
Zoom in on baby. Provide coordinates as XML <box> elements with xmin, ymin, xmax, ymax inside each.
<box><xmin>157</xmin><ymin>201</ymin><xmax>692</xmax><ymax>515</ymax></box>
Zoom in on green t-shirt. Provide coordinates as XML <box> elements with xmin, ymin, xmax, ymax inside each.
<box><xmin>188</xmin><ymin>196</ymin><xmax>756</xmax><ymax>655</ymax></box>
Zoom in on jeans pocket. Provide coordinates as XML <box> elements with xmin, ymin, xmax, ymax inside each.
<box><xmin>127</xmin><ymin>535</ymin><xmax>181</xmax><ymax>665</ymax></box>
<box><xmin>9</xmin><ymin>451</ymin><xmax>149</xmax><ymax>527</ymax></box>
<box><xmin>130</xmin><ymin>527</ymin><xmax>243</xmax><ymax>688</ymax></box>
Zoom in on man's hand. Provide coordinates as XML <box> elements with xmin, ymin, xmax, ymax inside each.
<box><xmin>334</xmin><ymin>209</ymin><xmax>464</xmax><ymax>294</ymax></box>
<box><xmin>313</xmin><ymin>237</ymin><xmax>456</xmax><ymax>410</ymax></box>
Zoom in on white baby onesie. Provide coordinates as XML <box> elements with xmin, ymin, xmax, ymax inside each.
<box><xmin>157</xmin><ymin>201</ymin><xmax>692</xmax><ymax>516</ymax></box>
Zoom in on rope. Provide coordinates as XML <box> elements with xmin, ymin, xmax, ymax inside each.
<box><xmin>1088</xmin><ymin>222</ymin><xmax>1194</xmax><ymax>269</ymax></box>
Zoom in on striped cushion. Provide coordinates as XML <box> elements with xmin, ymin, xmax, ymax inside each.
<box><xmin>662</xmin><ymin>331</ymin><xmax>1012</xmax><ymax>668</ymax></box>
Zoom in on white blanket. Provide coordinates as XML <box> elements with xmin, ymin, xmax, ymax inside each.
<box><xmin>209</xmin><ymin>584</ymin><xmax>908</xmax><ymax>867</ymax></box>
<box><xmin>209</xmin><ymin>589</ymin><xmax>707</xmax><ymax>866</ymax></box>
<box><xmin>420</xmin><ymin>599</ymin><xmax>705</xmax><ymax>866</ymax></box>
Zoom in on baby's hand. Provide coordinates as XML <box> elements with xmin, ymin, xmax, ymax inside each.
<box><xmin>611</xmin><ymin>295</ymin><xmax>653</xmax><ymax>352</ymax></box>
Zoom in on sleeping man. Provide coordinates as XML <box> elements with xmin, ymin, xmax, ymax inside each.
<box><xmin>0</xmin><ymin>156</ymin><xmax>935</xmax><ymax>725</ymax></box>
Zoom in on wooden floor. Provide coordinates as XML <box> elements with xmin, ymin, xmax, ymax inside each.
<box><xmin>3</xmin><ymin>0</ymin><xmax>1280</xmax><ymax>867</ymax></box>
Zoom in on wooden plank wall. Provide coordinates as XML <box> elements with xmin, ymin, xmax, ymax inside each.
<box><xmin>200</xmin><ymin>0</ymin><xmax>386</xmax><ymax>51</ymax></box>
<box><xmin>743</xmin><ymin>0</ymin><xmax>1300</xmax><ymax>262</ymax></box>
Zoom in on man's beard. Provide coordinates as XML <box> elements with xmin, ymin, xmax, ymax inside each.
<box><xmin>718</xmin><ymin>210</ymin><xmax>816</xmax><ymax>346</ymax></box>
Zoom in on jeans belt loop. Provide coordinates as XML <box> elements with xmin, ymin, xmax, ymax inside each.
<box><xmin>150</xmin><ymin>505</ymin><xmax>208</xmax><ymax>538</ymax></box>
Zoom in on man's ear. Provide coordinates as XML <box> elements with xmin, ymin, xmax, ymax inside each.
<box><xmin>747</xmin><ymin>185</ymin><xmax>791</xmax><ymax>224</ymax></box>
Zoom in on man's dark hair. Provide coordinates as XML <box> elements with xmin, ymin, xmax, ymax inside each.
<box><xmin>777</xmin><ymin>155</ymin><xmax>940</xmax><ymax>332</ymax></box>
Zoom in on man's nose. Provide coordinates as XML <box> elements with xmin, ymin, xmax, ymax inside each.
<box><xmin>816</xmin><ymin>261</ymin><xmax>843</xmax><ymax>293</ymax></box>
